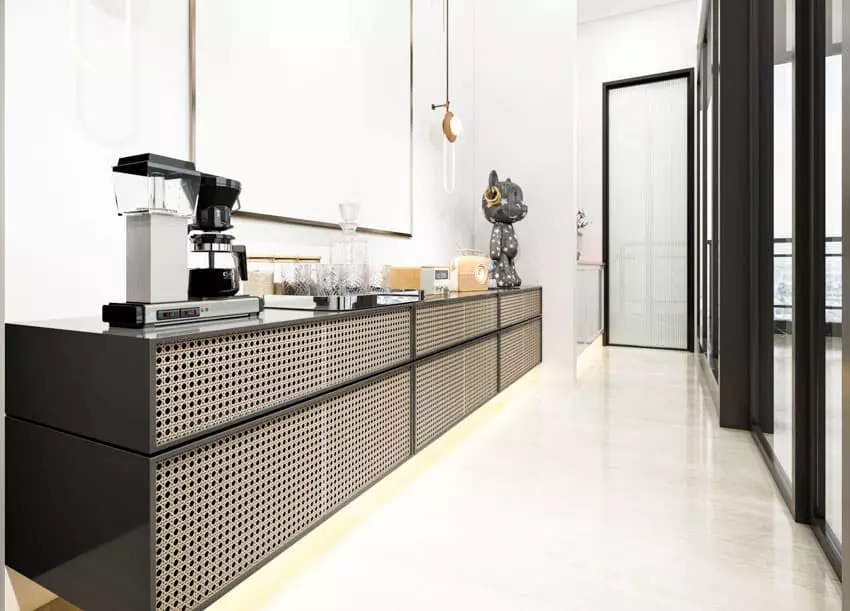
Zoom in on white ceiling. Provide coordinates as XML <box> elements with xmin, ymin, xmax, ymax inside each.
<box><xmin>578</xmin><ymin>0</ymin><xmax>687</xmax><ymax>24</ymax></box>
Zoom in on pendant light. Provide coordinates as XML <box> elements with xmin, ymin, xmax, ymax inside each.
<box><xmin>432</xmin><ymin>0</ymin><xmax>461</xmax><ymax>192</ymax></box>
<box><xmin>431</xmin><ymin>0</ymin><xmax>462</xmax><ymax>141</ymax></box>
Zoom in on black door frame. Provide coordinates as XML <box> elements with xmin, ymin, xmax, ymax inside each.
<box><xmin>602</xmin><ymin>68</ymin><xmax>696</xmax><ymax>352</ymax></box>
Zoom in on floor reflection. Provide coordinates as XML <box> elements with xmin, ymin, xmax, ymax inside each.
<box><xmin>210</xmin><ymin>348</ymin><xmax>841</xmax><ymax>611</ymax></box>
<box><xmin>768</xmin><ymin>334</ymin><xmax>842</xmax><ymax>542</ymax></box>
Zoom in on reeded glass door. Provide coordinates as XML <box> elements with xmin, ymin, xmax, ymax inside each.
<box><xmin>604</xmin><ymin>72</ymin><xmax>693</xmax><ymax>350</ymax></box>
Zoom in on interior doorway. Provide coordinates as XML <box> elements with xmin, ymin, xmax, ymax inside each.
<box><xmin>602</xmin><ymin>69</ymin><xmax>695</xmax><ymax>350</ymax></box>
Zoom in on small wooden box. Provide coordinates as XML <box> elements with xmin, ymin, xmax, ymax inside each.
<box><xmin>387</xmin><ymin>267</ymin><xmax>423</xmax><ymax>290</ymax></box>
<box><xmin>388</xmin><ymin>266</ymin><xmax>451</xmax><ymax>294</ymax></box>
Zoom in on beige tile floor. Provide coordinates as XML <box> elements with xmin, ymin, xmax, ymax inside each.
<box><xmin>207</xmin><ymin>348</ymin><xmax>842</xmax><ymax>611</ymax></box>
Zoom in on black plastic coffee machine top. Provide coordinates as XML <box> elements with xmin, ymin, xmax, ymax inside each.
<box><xmin>188</xmin><ymin>173</ymin><xmax>248</xmax><ymax>298</ymax></box>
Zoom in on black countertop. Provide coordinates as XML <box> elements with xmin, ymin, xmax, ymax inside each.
<box><xmin>10</xmin><ymin>308</ymin><xmax>334</xmax><ymax>339</ymax></box>
<box><xmin>8</xmin><ymin>287</ymin><xmax>541</xmax><ymax>339</ymax></box>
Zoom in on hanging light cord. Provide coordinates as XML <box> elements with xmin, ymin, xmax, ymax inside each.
<box><xmin>445</xmin><ymin>0</ymin><xmax>450</xmax><ymax>104</ymax></box>
<box><xmin>432</xmin><ymin>0</ymin><xmax>451</xmax><ymax>110</ymax></box>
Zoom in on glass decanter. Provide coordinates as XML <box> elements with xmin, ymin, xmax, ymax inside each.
<box><xmin>330</xmin><ymin>203</ymin><xmax>370</xmax><ymax>293</ymax></box>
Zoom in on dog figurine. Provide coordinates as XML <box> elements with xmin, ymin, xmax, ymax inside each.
<box><xmin>482</xmin><ymin>170</ymin><xmax>528</xmax><ymax>288</ymax></box>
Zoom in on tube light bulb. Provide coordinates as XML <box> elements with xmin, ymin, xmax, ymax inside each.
<box><xmin>443</xmin><ymin>137</ymin><xmax>456</xmax><ymax>193</ymax></box>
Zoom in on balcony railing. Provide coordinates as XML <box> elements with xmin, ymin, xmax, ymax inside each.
<box><xmin>773</xmin><ymin>236</ymin><xmax>841</xmax><ymax>325</ymax></box>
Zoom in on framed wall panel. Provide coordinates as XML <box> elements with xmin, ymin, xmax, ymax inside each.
<box><xmin>192</xmin><ymin>0</ymin><xmax>413</xmax><ymax>237</ymax></box>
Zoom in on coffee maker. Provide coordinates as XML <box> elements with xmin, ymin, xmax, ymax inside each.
<box><xmin>188</xmin><ymin>174</ymin><xmax>248</xmax><ymax>298</ymax></box>
<box><xmin>103</xmin><ymin>154</ymin><xmax>262</xmax><ymax>329</ymax></box>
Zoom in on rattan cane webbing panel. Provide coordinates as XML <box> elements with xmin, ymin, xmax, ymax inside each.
<box><xmin>463</xmin><ymin>296</ymin><xmax>498</xmax><ymax>340</ymax></box>
<box><xmin>323</xmin><ymin>370</ymin><xmax>411</xmax><ymax>511</ymax></box>
<box><xmin>154</xmin><ymin>309</ymin><xmax>410</xmax><ymax>446</ymax></box>
<box><xmin>499</xmin><ymin>318</ymin><xmax>542</xmax><ymax>390</ymax></box>
<box><xmin>325</xmin><ymin>313</ymin><xmax>411</xmax><ymax>387</ymax></box>
<box><xmin>154</xmin><ymin>402</ymin><xmax>323</xmax><ymax>611</ymax></box>
<box><xmin>500</xmin><ymin>290</ymin><xmax>542</xmax><ymax>328</ymax></box>
<box><xmin>415</xmin><ymin>301</ymin><xmax>465</xmax><ymax>356</ymax></box>
<box><xmin>415</xmin><ymin>350</ymin><xmax>466</xmax><ymax>449</ymax></box>
<box><xmin>154</xmin><ymin>371</ymin><xmax>411</xmax><ymax>611</ymax></box>
<box><xmin>415</xmin><ymin>296</ymin><xmax>497</xmax><ymax>356</ymax></box>
<box><xmin>463</xmin><ymin>337</ymin><xmax>499</xmax><ymax>414</ymax></box>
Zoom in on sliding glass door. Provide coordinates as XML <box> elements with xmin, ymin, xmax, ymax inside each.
<box><xmin>769</xmin><ymin>0</ymin><xmax>796</xmax><ymax>491</ymax></box>
<box><xmin>820</xmin><ymin>0</ymin><xmax>842</xmax><ymax>559</ymax></box>
<box><xmin>697</xmin><ymin>0</ymin><xmax>718</xmax><ymax>375</ymax></box>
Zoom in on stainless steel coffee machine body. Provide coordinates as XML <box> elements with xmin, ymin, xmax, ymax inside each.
<box><xmin>112</xmin><ymin>154</ymin><xmax>201</xmax><ymax>303</ymax></box>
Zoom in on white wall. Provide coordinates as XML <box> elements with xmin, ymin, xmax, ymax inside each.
<box><xmin>196</xmin><ymin>0</ymin><xmax>414</xmax><ymax>235</ymax></box>
<box><xmin>4</xmin><ymin>0</ymin><xmax>191</xmax><ymax>323</ymax></box>
<box><xmin>578</xmin><ymin>0</ymin><xmax>686</xmax><ymax>24</ymax></box>
<box><xmin>233</xmin><ymin>0</ymin><xmax>476</xmax><ymax>269</ymax></box>
<box><xmin>4</xmin><ymin>0</ymin><xmax>476</xmax><ymax>323</ymax></box>
<box><xmin>474</xmin><ymin>0</ymin><xmax>577</xmax><ymax>375</ymax></box>
<box><xmin>576</xmin><ymin>0</ymin><xmax>697</xmax><ymax>263</ymax></box>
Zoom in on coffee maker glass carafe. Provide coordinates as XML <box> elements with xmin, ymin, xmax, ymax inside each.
<box><xmin>188</xmin><ymin>174</ymin><xmax>248</xmax><ymax>298</ymax></box>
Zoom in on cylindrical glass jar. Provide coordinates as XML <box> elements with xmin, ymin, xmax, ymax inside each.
<box><xmin>244</xmin><ymin>258</ymin><xmax>275</xmax><ymax>297</ymax></box>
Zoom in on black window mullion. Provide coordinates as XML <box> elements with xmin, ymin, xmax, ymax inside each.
<box><xmin>812</xmin><ymin>0</ymin><xmax>827</xmax><ymax>528</ymax></box>
<box><xmin>703</xmin><ymin>37</ymin><xmax>710</xmax><ymax>354</ymax></box>
<box><xmin>791</xmin><ymin>0</ymin><xmax>819</xmax><ymax>524</ymax></box>
<box><xmin>711</xmin><ymin>0</ymin><xmax>720</xmax><ymax>370</ymax></box>
<box><xmin>752</xmin><ymin>0</ymin><xmax>775</xmax><ymax>433</ymax></box>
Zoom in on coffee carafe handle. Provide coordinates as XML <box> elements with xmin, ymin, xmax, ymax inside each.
<box><xmin>233</xmin><ymin>245</ymin><xmax>248</xmax><ymax>281</ymax></box>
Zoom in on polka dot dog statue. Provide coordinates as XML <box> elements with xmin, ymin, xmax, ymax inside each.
<box><xmin>482</xmin><ymin>170</ymin><xmax>528</xmax><ymax>288</ymax></box>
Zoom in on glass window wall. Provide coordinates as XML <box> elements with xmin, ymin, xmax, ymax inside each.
<box><xmin>769</xmin><ymin>0</ymin><xmax>795</xmax><ymax>487</ymax></box>
<box><xmin>697</xmin><ymin>0</ymin><xmax>718</xmax><ymax>377</ymax></box>
<box><xmin>823</xmin><ymin>0</ymin><xmax>842</xmax><ymax>549</ymax></box>
<box><xmin>698</xmin><ymin>0</ymin><xmax>843</xmax><ymax>575</ymax></box>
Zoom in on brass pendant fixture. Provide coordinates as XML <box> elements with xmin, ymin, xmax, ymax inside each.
<box><xmin>432</xmin><ymin>101</ymin><xmax>462</xmax><ymax>143</ymax></box>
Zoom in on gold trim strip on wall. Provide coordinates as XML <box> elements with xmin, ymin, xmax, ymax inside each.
<box><xmin>246</xmin><ymin>255</ymin><xmax>322</xmax><ymax>263</ymax></box>
<box><xmin>188</xmin><ymin>0</ymin><xmax>197</xmax><ymax>163</ymax></box>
